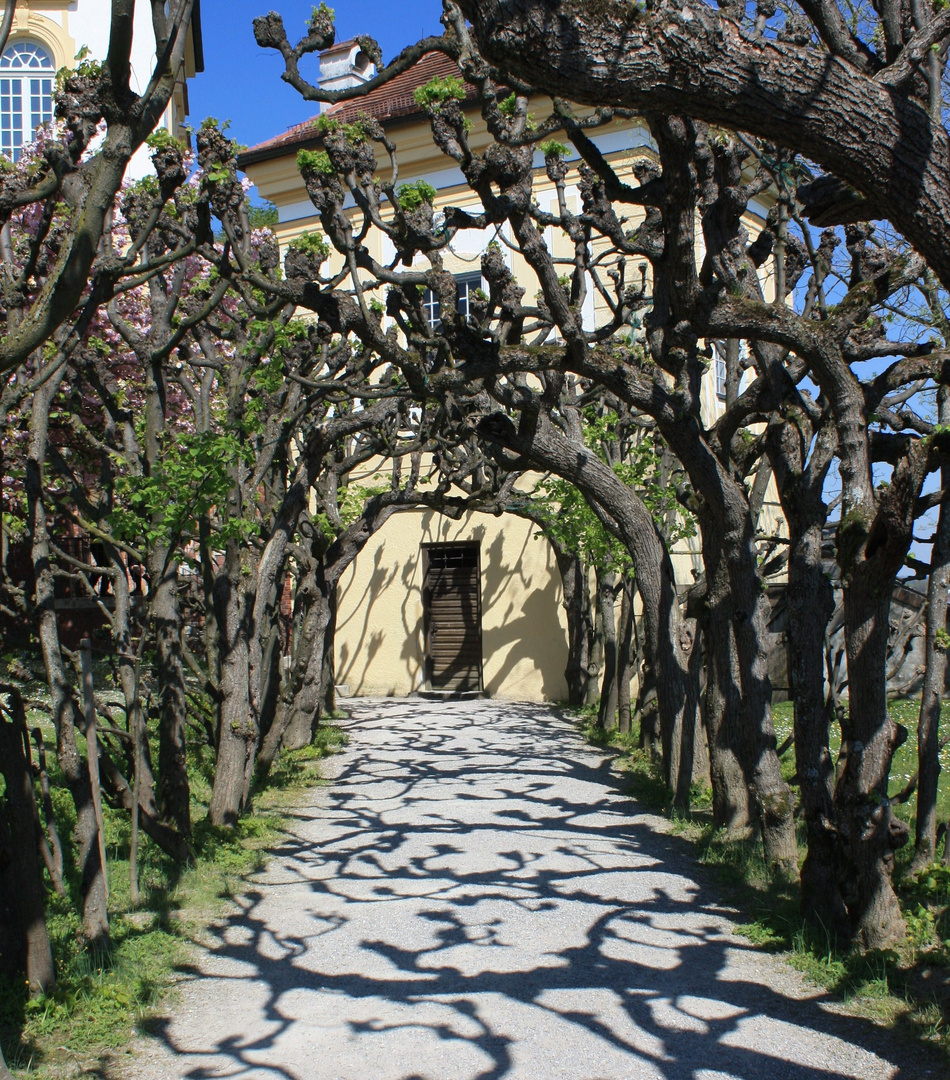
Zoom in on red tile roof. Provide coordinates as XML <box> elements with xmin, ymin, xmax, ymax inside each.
<box><xmin>239</xmin><ymin>53</ymin><xmax>476</xmax><ymax>167</ymax></box>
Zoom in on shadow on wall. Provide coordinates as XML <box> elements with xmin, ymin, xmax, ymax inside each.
<box><xmin>140</xmin><ymin>699</ymin><xmax>939</xmax><ymax>1080</ymax></box>
<box><xmin>478</xmin><ymin>525</ymin><xmax>566</xmax><ymax>699</ymax></box>
<box><xmin>334</xmin><ymin>510</ymin><xmax>568</xmax><ymax>700</ymax></box>
<box><xmin>336</xmin><ymin>545</ymin><xmax>404</xmax><ymax>695</ymax></box>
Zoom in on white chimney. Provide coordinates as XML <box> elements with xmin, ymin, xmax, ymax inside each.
<box><xmin>319</xmin><ymin>40</ymin><xmax>376</xmax><ymax>95</ymax></box>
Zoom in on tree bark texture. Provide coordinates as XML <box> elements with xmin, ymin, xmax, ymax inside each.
<box><xmin>837</xmin><ymin>582</ymin><xmax>909</xmax><ymax>948</ymax></box>
<box><xmin>149</xmin><ymin>548</ymin><xmax>191</xmax><ymax>839</ymax></box>
<box><xmin>701</xmin><ymin>542</ymin><xmax>755</xmax><ymax>835</ymax></box>
<box><xmin>278</xmin><ymin>581</ymin><xmax>335</xmax><ymax>753</ymax></box>
<box><xmin>319</xmin><ymin>591</ymin><xmax>338</xmax><ymax>719</ymax></box>
<box><xmin>106</xmin><ymin>543</ymin><xmax>159</xmax><ymax>823</ymax></box>
<box><xmin>617</xmin><ymin>578</ymin><xmax>636</xmax><ymax>735</ymax></box>
<box><xmin>786</xmin><ymin>512</ymin><xmax>845</xmax><ymax>930</ymax></box>
<box><xmin>767</xmin><ymin>411</ymin><xmax>844</xmax><ymax>931</ymax></box>
<box><xmin>698</xmin><ymin>501</ymin><xmax>798</xmax><ymax>874</ymax></box>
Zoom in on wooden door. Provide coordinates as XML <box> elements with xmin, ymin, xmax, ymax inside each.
<box><xmin>423</xmin><ymin>543</ymin><xmax>482</xmax><ymax>692</ymax></box>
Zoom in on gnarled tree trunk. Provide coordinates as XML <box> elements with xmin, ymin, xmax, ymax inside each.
<box><xmin>277</xmin><ymin>577</ymin><xmax>335</xmax><ymax>753</ymax></box>
<box><xmin>0</xmin><ymin>689</ymin><xmax>55</xmax><ymax>995</ymax></box>
<box><xmin>551</xmin><ymin>542</ymin><xmax>593</xmax><ymax>708</ymax></box>
<box><xmin>616</xmin><ymin>577</ymin><xmax>636</xmax><ymax>734</ymax></box>
<box><xmin>836</xmin><ymin>581</ymin><xmax>908</xmax><ymax>948</ymax></box>
<box><xmin>596</xmin><ymin>569</ymin><xmax>620</xmax><ymax>730</ymax></box>
<box><xmin>698</xmin><ymin>501</ymin><xmax>798</xmax><ymax>875</ymax></box>
<box><xmin>209</xmin><ymin>543</ymin><xmax>258</xmax><ymax>828</ymax></box>
<box><xmin>149</xmin><ymin>547</ymin><xmax>190</xmax><ymax>838</ymax></box>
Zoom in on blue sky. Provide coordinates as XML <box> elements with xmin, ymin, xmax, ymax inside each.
<box><xmin>189</xmin><ymin>1</ymin><xmax>445</xmax><ymax>156</ymax></box>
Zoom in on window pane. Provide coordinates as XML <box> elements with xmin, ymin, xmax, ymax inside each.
<box><xmin>455</xmin><ymin>272</ymin><xmax>483</xmax><ymax>318</ymax></box>
<box><xmin>422</xmin><ymin>289</ymin><xmax>441</xmax><ymax>328</ymax></box>
<box><xmin>30</xmin><ymin>77</ymin><xmax>52</xmax><ymax>133</ymax></box>
<box><xmin>715</xmin><ymin>356</ymin><xmax>727</xmax><ymax>400</ymax></box>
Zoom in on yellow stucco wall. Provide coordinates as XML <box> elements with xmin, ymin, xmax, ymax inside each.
<box><xmin>335</xmin><ymin>508</ymin><xmax>569</xmax><ymax>701</ymax></box>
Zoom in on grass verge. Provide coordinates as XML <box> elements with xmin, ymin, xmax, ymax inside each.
<box><xmin>0</xmin><ymin>721</ymin><xmax>348</xmax><ymax>1080</ymax></box>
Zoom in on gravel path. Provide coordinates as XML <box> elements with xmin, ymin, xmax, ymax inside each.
<box><xmin>125</xmin><ymin>698</ymin><xmax>942</xmax><ymax>1080</ymax></box>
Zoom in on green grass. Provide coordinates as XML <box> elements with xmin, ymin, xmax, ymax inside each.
<box><xmin>0</xmin><ymin>716</ymin><xmax>348</xmax><ymax>1079</ymax></box>
<box><xmin>577</xmin><ymin>698</ymin><xmax>950</xmax><ymax>1061</ymax></box>
<box><xmin>770</xmin><ymin>698</ymin><xmax>950</xmax><ymax>827</ymax></box>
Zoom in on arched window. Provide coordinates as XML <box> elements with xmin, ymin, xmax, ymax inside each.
<box><xmin>1</xmin><ymin>42</ymin><xmax>54</xmax><ymax>162</ymax></box>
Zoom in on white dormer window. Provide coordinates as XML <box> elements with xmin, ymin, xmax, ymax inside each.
<box><xmin>1</xmin><ymin>42</ymin><xmax>54</xmax><ymax>162</ymax></box>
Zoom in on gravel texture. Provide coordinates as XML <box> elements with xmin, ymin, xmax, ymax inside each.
<box><xmin>123</xmin><ymin>698</ymin><xmax>944</xmax><ymax>1079</ymax></box>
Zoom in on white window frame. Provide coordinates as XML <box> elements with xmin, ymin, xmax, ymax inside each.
<box><xmin>1</xmin><ymin>41</ymin><xmax>54</xmax><ymax>162</ymax></box>
<box><xmin>421</xmin><ymin>287</ymin><xmax>441</xmax><ymax>329</ymax></box>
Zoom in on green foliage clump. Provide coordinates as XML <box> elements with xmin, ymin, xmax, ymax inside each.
<box><xmin>55</xmin><ymin>46</ymin><xmax>102</xmax><ymax>91</ymax></box>
<box><xmin>297</xmin><ymin>149</ymin><xmax>335</xmax><ymax>176</ymax></box>
<box><xmin>396</xmin><ymin>180</ymin><xmax>437</xmax><ymax>212</ymax></box>
<box><xmin>108</xmin><ymin>430</ymin><xmax>256</xmax><ymax>548</ymax></box>
<box><xmin>126</xmin><ymin>174</ymin><xmax>159</xmax><ymax>199</ymax></box>
<box><xmin>311</xmin><ymin>484</ymin><xmax>389</xmax><ymax>540</ymax></box>
<box><xmin>288</xmin><ymin>230</ymin><xmax>330</xmax><ymax>262</ymax></box>
<box><xmin>414</xmin><ymin>75</ymin><xmax>466</xmax><ymax>108</ymax></box>
<box><xmin>536</xmin><ymin>475</ymin><xmax>633</xmax><ymax>576</ymax></box>
<box><xmin>533</xmin><ymin>417</ymin><xmax>694</xmax><ymax>576</ymax></box>
<box><xmin>316</xmin><ymin>114</ymin><xmax>368</xmax><ymax>142</ymax></box>
<box><xmin>145</xmin><ymin>128</ymin><xmax>186</xmax><ymax>154</ymax></box>
<box><xmin>540</xmin><ymin>140</ymin><xmax>571</xmax><ymax>158</ymax></box>
<box><xmin>247</xmin><ymin>200</ymin><xmax>279</xmax><ymax>229</ymax></box>
<box><xmin>499</xmin><ymin>93</ymin><xmax>518</xmax><ymax>117</ymax></box>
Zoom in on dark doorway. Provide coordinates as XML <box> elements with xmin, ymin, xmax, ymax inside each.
<box><xmin>422</xmin><ymin>543</ymin><xmax>483</xmax><ymax>692</ymax></box>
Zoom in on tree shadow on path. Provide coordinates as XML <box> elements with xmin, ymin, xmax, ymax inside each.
<box><xmin>145</xmin><ymin>699</ymin><xmax>945</xmax><ymax>1080</ymax></box>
